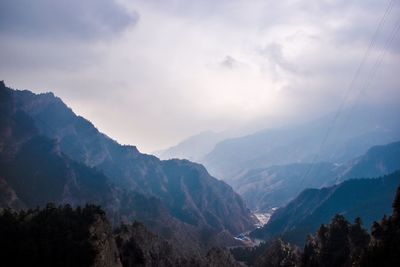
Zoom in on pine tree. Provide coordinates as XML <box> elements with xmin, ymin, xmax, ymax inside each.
<box><xmin>360</xmin><ymin>187</ymin><xmax>400</xmax><ymax>267</ymax></box>
<box><xmin>392</xmin><ymin>187</ymin><xmax>400</xmax><ymax>222</ymax></box>
<box><xmin>348</xmin><ymin>217</ymin><xmax>369</xmax><ymax>266</ymax></box>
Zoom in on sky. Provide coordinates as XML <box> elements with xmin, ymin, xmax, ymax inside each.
<box><xmin>0</xmin><ymin>0</ymin><xmax>399</xmax><ymax>153</ymax></box>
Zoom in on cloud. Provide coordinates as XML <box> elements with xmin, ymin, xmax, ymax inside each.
<box><xmin>0</xmin><ymin>0</ymin><xmax>138</xmax><ymax>40</ymax></box>
<box><xmin>220</xmin><ymin>55</ymin><xmax>242</xmax><ymax>69</ymax></box>
<box><xmin>0</xmin><ymin>0</ymin><xmax>138</xmax><ymax>72</ymax></box>
<box><xmin>257</xmin><ymin>42</ymin><xmax>300</xmax><ymax>78</ymax></box>
<box><xmin>1</xmin><ymin>0</ymin><xmax>399</xmax><ymax>152</ymax></box>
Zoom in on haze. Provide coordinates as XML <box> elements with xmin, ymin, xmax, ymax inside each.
<box><xmin>0</xmin><ymin>0</ymin><xmax>399</xmax><ymax>152</ymax></box>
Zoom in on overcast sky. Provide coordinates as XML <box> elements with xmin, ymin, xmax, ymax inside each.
<box><xmin>0</xmin><ymin>0</ymin><xmax>399</xmax><ymax>152</ymax></box>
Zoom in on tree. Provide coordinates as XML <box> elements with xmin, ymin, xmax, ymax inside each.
<box><xmin>348</xmin><ymin>217</ymin><xmax>369</xmax><ymax>266</ymax></box>
<box><xmin>254</xmin><ymin>239</ymin><xmax>301</xmax><ymax>267</ymax></box>
<box><xmin>360</xmin><ymin>187</ymin><xmax>400</xmax><ymax>267</ymax></box>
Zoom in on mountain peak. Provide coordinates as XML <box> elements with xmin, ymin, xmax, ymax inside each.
<box><xmin>0</xmin><ymin>83</ymin><xmax>255</xmax><ymax>247</ymax></box>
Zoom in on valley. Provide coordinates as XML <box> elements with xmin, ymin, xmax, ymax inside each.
<box><xmin>1</xmin><ymin>1</ymin><xmax>399</xmax><ymax>265</ymax></box>
<box><xmin>0</xmin><ymin>81</ymin><xmax>399</xmax><ymax>266</ymax></box>
<box><xmin>233</xmin><ymin>210</ymin><xmax>277</xmax><ymax>247</ymax></box>
<box><xmin>253</xmin><ymin>210</ymin><xmax>276</xmax><ymax>227</ymax></box>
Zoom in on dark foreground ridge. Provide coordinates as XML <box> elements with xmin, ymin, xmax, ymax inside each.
<box><xmin>0</xmin><ymin>204</ymin><xmax>240</xmax><ymax>267</ymax></box>
<box><xmin>1</xmin><ymin>186</ymin><xmax>399</xmax><ymax>266</ymax></box>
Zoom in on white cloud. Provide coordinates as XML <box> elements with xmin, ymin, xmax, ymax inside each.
<box><xmin>1</xmin><ymin>0</ymin><xmax>399</xmax><ymax>152</ymax></box>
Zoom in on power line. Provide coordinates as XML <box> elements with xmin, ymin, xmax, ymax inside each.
<box><xmin>329</xmin><ymin>7</ymin><xmax>400</xmax><ymax>163</ymax></box>
<box><xmin>296</xmin><ymin>0</ymin><xmax>397</xmax><ymax>187</ymax></box>
<box><xmin>352</xmin><ymin>17</ymin><xmax>400</xmax><ymax>107</ymax></box>
<box><xmin>335</xmin><ymin>19</ymin><xmax>400</xmax><ymax>186</ymax></box>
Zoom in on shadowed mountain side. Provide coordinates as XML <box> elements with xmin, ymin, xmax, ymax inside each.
<box><xmin>0</xmin><ymin>81</ymin><xmax>254</xmax><ymax>249</ymax></box>
<box><xmin>0</xmin><ymin>86</ymin><xmax>217</xmax><ymax>252</ymax></box>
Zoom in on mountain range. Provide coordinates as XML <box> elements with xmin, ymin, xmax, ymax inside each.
<box><xmin>199</xmin><ymin>106</ymin><xmax>400</xmax><ymax>180</ymax></box>
<box><xmin>233</xmin><ymin>141</ymin><xmax>400</xmax><ymax>212</ymax></box>
<box><xmin>0</xmin><ymin>81</ymin><xmax>255</xmax><ymax>250</ymax></box>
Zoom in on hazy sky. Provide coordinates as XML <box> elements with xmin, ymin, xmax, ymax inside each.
<box><xmin>1</xmin><ymin>0</ymin><xmax>399</xmax><ymax>152</ymax></box>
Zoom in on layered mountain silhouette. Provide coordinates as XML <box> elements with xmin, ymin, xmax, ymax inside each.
<box><xmin>233</xmin><ymin>141</ymin><xmax>400</xmax><ymax>212</ymax></box>
<box><xmin>0</xmin><ymin>81</ymin><xmax>255</xmax><ymax>249</ymax></box>
<box><xmin>250</xmin><ymin>170</ymin><xmax>400</xmax><ymax>246</ymax></box>
<box><xmin>201</xmin><ymin>107</ymin><xmax>400</xmax><ymax>180</ymax></box>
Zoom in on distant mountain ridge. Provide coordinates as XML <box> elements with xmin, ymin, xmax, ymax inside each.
<box><xmin>340</xmin><ymin>140</ymin><xmax>400</xmax><ymax>180</ymax></box>
<box><xmin>201</xmin><ymin>106</ymin><xmax>400</xmax><ymax>180</ymax></box>
<box><xmin>233</xmin><ymin>141</ymin><xmax>400</xmax><ymax>212</ymax></box>
<box><xmin>155</xmin><ymin>131</ymin><xmax>227</xmax><ymax>162</ymax></box>
<box><xmin>0</xmin><ymin>81</ymin><xmax>255</xmax><ymax>249</ymax></box>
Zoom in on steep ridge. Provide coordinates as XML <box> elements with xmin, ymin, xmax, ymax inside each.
<box><xmin>250</xmin><ymin>171</ymin><xmax>400</xmax><ymax>246</ymax></box>
<box><xmin>0</xmin><ymin>81</ymin><xmax>254</xmax><ymax>247</ymax></box>
<box><xmin>234</xmin><ymin>141</ymin><xmax>400</xmax><ymax>212</ymax></box>
<box><xmin>0</xmin><ymin>81</ymin><xmax>139</xmax><ymax>214</ymax></box>
<box><xmin>0</xmin><ymin>82</ymin><xmax>207</xmax><ymax>251</ymax></box>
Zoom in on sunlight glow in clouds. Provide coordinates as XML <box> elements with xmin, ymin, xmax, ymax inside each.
<box><xmin>0</xmin><ymin>0</ymin><xmax>399</xmax><ymax>152</ymax></box>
